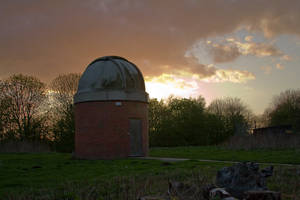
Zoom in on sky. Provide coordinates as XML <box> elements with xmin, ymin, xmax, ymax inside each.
<box><xmin>1</xmin><ymin>0</ymin><xmax>300</xmax><ymax>114</ymax></box>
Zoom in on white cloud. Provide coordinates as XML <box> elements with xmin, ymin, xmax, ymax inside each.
<box><xmin>145</xmin><ymin>74</ymin><xmax>199</xmax><ymax>99</ymax></box>
<box><xmin>235</xmin><ymin>41</ymin><xmax>283</xmax><ymax>57</ymax></box>
<box><xmin>202</xmin><ymin>69</ymin><xmax>256</xmax><ymax>83</ymax></box>
<box><xmin>261</xmin><ymin>66</ymin><xmax>272</xmax><ymax>74</ymax></box>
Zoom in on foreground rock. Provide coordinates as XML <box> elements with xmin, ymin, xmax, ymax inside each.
<box><xmin>139</xmin><ymin>162</ymin><xmax>281</xmax><ymax>200</ymax></box>
<box><xmin>216</xmin><ymin>162</ymin><xmax>274</xmax><ymax>199</ymax></box>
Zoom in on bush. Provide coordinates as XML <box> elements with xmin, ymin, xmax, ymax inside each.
<box><xmin>223</xmin><ymin>134</ymin><xmax>300</xmax><ymax>150</ymax></box>
<box><xmin>0</xmin><ymin>140</ymin><xmax>51</xmax><ymax>153</ymax></box>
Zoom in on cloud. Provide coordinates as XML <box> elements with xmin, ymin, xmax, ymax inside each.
<box><xmin>145</xmin><ymin>73</ymin><xmax>199</xmax><ymax>99</ymax></box>
<box><xmin>245</xmin><ymin>2</ymin><xmax>300</xmax><ymax>38</ymax></box>
<box><xmin>145</xmin><ymin>74</ymin><xmax>196</xmax><ymax>89</ymax></box>
<box><xmin>209</xmin><ymin>44</ymin><xmax>241</xmax><ymax>63</ymax></box>
<box><xmin>0</xmin><ymin>0</ymin><xmax>300</xmax><ymax>82</ymax></box>
<box><xmin>261</xmin><ymin>66</ymin><xmax>272</xmax><ymax>74</ymax></box>
<box><xmin>141</xmin><ymin>56</ymin><xmax>218</xmax><ymax>80</ymax></box>
<box><xmin>280</xmin><ymin>55</ymin><xmax>292</xmax><ymax>61</ymax></box>
<box><xmin>202</xmin><ymin>69</ymin><xmax>256</xmax><ymax>83</ymax></box>
<box><xmin>184</xmin><ymin>57</ymin><xmax>217</xmax><ymax>78</ymax></box>
<box><xmin>236</xmin><ymin>42</ymin><xmax>283</xmax><ymax>57</ymax></box>
<box><xmin>226</xmin><ymin>38</ymin><xmax>236</xmax><ymax>42</ymax></box>
<box><xmin>245</xmin><ymin>36</ymin><xmax>253</xmax><ymax>42</ymax></box>
<box><xmin>145</xmin><ymin>59</ymin><xmax>255</xmax><ymax>84</ymax></box>
<box><xmin>199</xmin><ymin>39</ymin><xmax>285</xmax><ymax>63</ymax></box>
<box><xmin>276</xmin><ymin>63</ymin><xmax>285</xmax><ymax>70</ymax></box>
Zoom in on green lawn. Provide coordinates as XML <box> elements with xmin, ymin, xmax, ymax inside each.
<box><xmin>0</xmin><ymin>150</ymin><xmax>300</xmax><ymax>199</ymax></box>
<box><xmin>0</xmin><ymin>153</ymin><xmax>226</xmax><ymax>199</ymax></box>
<box><xmin>150</xmin><ymin>146</ymin><xmax>300</xmax><ymax>164</ymax></box>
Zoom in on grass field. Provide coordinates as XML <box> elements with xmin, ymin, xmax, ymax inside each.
<box><xmin>0</xmin><ymin>147</ymin><xmax>300</xmax><ymax>199</ymax></box>
<box><xmin>0</xmin><ymin>153</ymin><xmax>227</xmax><ymax>199</ymax></box>
<box><xmin>150</xmin><ymin>146</ymin><xmax>300</xmax><ymax>164</ymax></box>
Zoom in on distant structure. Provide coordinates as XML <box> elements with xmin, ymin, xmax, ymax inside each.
<box><xmin>74</xmin><ymin>56</ymin><xmax>149</xmax><ymax>159</ymax></box>
<box><xmin>252</xmin><ymin>125</ymin><xmax>292</xmax><ymax>136</ymax></box>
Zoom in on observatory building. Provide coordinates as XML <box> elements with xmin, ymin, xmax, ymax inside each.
<box><xmin>74</xmin><ymin>56</ymin><xmax>149</xmax><ymax>159</ymax></box>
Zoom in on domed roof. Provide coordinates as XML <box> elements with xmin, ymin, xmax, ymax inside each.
<box><xmin>74</xmin><ymin>56</ymin><xmax>148</xmax><ymax>103</ymax></box>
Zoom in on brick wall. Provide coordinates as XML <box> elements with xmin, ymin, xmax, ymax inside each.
<box><xmin>74</xmin><ymin>101</ymin><xmax>148</xmax><ymax>159</ymax></box>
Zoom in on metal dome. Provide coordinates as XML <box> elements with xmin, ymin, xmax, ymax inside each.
<box><xmin>74</xmin><ymin>56</ymin><xmax>148</xmax><ymax>103</ymax></box>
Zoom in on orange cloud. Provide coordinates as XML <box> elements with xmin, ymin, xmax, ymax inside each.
<box><xmin>280</xmin><ymin>55</ymin><xmax>292</xmax><ymax>61</ymax></box>
<box><xmin>276</xmin><ymin>63</ymin><xmax>285</xmax><ymax>70</ymax></box>
<box><xmin>0</xmin><ymin>0</ymin><xmax>299</xmax><ymax>82</ymax></box>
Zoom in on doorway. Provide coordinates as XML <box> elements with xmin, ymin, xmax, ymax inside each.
<box><xmin>129</xmin><ymin>119</ymin><xmax>143</xmax><ymax>156</ymax></box>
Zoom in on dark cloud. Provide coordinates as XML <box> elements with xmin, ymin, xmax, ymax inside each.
<box><xmin>0</xmin><ymin>0</ymin><xmax>300</xmax><ymax>82</ymax></box>
<box><xmin>209</xmin><ymin>44</ymin><xmax>241</xmax><ymax>63</ymax></box>
<box><xmin>205</xmin><ymin>40</ymin><xmax>284</xmax><ymax>63</ymax></box>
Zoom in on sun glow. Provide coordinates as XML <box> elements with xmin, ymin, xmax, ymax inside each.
<box><xmin>145</xmin><ymin>74</ymin><xmax>199</xmax><ymax>100</ymax></box>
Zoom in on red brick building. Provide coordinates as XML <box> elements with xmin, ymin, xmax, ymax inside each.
<box><xmin>74</xmin><ymin>56</ymin><xmax>149</xmax><ymax>159</ymax></box>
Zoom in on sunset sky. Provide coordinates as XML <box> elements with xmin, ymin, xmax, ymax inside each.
<box><xmin>1</xmin><ymin>0</ymin><xmax>300</xmax><ymax>114</ymax></box>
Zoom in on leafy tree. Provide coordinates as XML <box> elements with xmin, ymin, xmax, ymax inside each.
<box><xmin>148</xmin><ymin>98</ymin><xmax>168</xmax><ymax>144</ymax></box>
<box><xmin>267</xmin><ymin>89</ymin><xmax>300</xmax><ymax>132</ymax></box>
<box><xmin>49</xmin><ymin>73</ymin><xmax>81</xmax><ymax>152</ymax></box>
<box><xmin>203</xmin><ymin>112</ymin><xmax>228</xmax><ymax>144</ymax></box>
<box><xmin>149</xmin><ymin>96</ymin><xmax>208</xmax><ymax>146</ymax></box>
<box><xmin>149</xmin><ymin>96</ymin><xmax>249</xmax><ymax>147</ymax></box>
<box><xmin>167</xmin><ymin>96</ymin><xmax>206</xmax><ymax>145</ymax></box>
<box><xmin>0</xmin><ymin>74</ymin><xmax>46</xmax><ymax>141</ymax></box>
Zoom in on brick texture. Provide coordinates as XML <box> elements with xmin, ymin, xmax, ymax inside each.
<box><xmin>74</xmin><ymin>101</ymin><xmax>148</xmax><ymax>159</ymax></box>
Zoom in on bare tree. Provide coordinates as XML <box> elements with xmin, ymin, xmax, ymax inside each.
<box><xmin>208</xmin><ymin>97</ymin><xmax>251</xmax><ymax>119</ymax></box>
<box><xmin>0</xmin><ymin>74</ymin><xmax>46</xmax><ymax>140</ymax></box>
<box><xmin>208</xmin><ymin>97</ymin><xmax>253</xmax><ymax>135</ymax></box>
<box><xmin>49</xmin><ymin>73</ymin><xmax>81</xmax><ymax>113</ymax></box>
<box><xmin>48</xmin><ymin>73</ymin><xmax>81</xmax><ymax>152</ymax></box>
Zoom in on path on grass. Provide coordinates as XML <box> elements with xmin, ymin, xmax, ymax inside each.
<box><xmin>141</xmin><ymin>157</ymin><xmax>300</xmax><ymax>167</ymax></box>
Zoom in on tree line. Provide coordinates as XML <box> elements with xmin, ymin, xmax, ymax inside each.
<box><xmin>0</xmin><ymin>73</ymin><xmax>299</xmax><ymax>151</ymax></box>
<box><xmin>0</xmin><ymin>73</ymin><xmax>80</xmax><ymax>152</ymax></box>
<box><xmin>149</xmin><ymin>96</ymin><xmax>253</xmax><ymax>146</ymax></box>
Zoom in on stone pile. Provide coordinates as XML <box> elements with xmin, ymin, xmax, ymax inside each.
<box><xmin>214</xmin><ymin>162</ymin><xmax>277</xmax><ymax>199</ymax></box>
<box><xmin>139</xmin><ymin>162</ymin><xmax>281</xmax><ymax>200</ymax></box>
